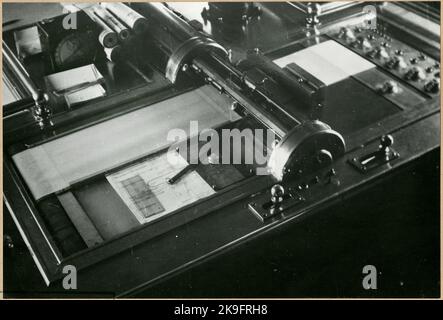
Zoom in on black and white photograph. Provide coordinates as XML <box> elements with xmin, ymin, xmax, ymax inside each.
<box><xmin>1</xmin><ymin>1</ymin><xmax>441</xmax><ymax>301</ymax></box>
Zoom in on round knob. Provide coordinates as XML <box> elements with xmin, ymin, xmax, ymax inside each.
<box><xmin>355</xmin><ymin>36</ymin><xmax>372</xmax><ymax>51</ymax></box>
<box><xmin>271</xmin><ymin>184</ymin><xmax>285</xmax><ymax>205</ymax></box>
<box><xmin>426</xmin><ymin>66</ymin><xmax>434</xmax><ymax>73</ymax></box>
<box><xmin>380</xmin><ymin>134</ymin><xmax>394</xmax><ymax>152</ymax></box>
<box><xmin>307</xmin><ymin>3</ymin><xmax>322</xmax><ymax>15</ymax></box>
<box><xmin>376</xmin><ymin>47</ymin><xmax>389</xmax><ymax>59</ymax></box>
<box><xmin>424</xmin><ymin>78</ymin><xmax>440</xmax><ymax>93</ymax></box>
<box><xmin>361</xmin><ymin>39</ymin><xmax>373</xmax><ymax>51</ymax></box>
<box><xmin>4</xmin><ymin>235</ymin><xmax>14</xmax><ymax>250</ymax></box>
<box><xmin>339</xmin><ymin>27</ymin><xmax>356</xmax><ymax>41</ymax></box>
<box><xmin>387</xmin><ymin>56</ymin><xmax>407</xmax><ymax>69</ymax></box>
<box><xmin>32</xmin><ymin>90</ymin><xmax>46</xmax><ymax>104</ymax></box>
<box><xmin>380</xmin><ymin>80</ymin><xmax>400</xmax><ymax>94</ymax></box>
<box><xmin>405</xmin><ymin>67</ymin><xmax>426</xmax><ymax>81</ymax></box>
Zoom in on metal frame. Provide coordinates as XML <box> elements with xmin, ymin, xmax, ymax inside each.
<box><xmin>2</xmin><ymin>1</ymin><xmax>440</xmax><ymax>295</ymax></box>
<box><xmin>3</xmin><ymin>85</ymin><xmax>439</xmax><ymax>287</ymax></box>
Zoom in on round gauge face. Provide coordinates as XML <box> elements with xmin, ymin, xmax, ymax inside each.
<box><xmin>54</xmin><ymin>32</ymin><xmax>97</xmax><ymax>69</ymax></box>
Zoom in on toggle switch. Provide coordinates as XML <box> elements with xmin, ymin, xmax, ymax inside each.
<box><xmin>378</xmin><ymin>80</ymin><xmax>400</xmax><ymax>94</ymax></box>
<box><xmin>349</xmin><ymin>135</ymin><xmax>400</xmax><ymax>173</ymax></box>
<box><xmin>353</xmin><ymin>35</ymin><xmax>372</xmax><ymax>51</ymax></box>
<box><xmin>386</xmin><ymin>56</ymin><xmax>407</xmax><ymax>70</ymax></box>
<box><xmin>424</xmin><ymin>78</ymin><xmax>440</xmax><ymax>94</ymax></box>
<box><xmin>375</xmin><ymin>47</ymin><xmax>389</xmax><ymax>59</ymax></box>
<box><xmin>248</xmin><ymin>184</ymin><xmax>304</xmax><ymax>222</ymax></box>
<box><xmin>270</xmin><ymin>184</ymin><xmax>285</xmax><ymax>207</ymax></box>
<box><xmin>339</xmin><ymin>27</ymin><xmax>356</xmax><ymax>41</ymax></box>
<box><xmin>405</xmin><ymin>67</ymin><xmax>426</xmax><ymax>81</ymax></box>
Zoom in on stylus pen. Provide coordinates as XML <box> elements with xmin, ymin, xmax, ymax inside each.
<box><xmin>167</xmin><ymin>163</ymin><xmax>198</xmax><ymax>185</ymax></box>
<box><xmin>3</xmin><ymin>19</ymin><xmax>21</xmax><ymax>27</ymax></box>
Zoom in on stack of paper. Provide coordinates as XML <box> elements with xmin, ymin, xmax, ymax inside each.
<box><xmin>44</xmin><ymin>64</ymin><xmax>106</xmax><ymax>107</ymax></box>
<box><xmin>273</xmin><ymin>40</ymin><xmax>375</xmax><ymax>86</ymax></box>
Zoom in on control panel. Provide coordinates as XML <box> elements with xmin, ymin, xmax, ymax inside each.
<box><xmin>332</xmin><ymin>26</ymin><xmax>440</xmax><ymax>96</ymax></box>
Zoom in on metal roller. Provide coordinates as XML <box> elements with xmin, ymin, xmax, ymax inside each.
<box><xmin>2</xmin><ymin>40</ymin><xmax>51</xmax><ymax>126</ymax></box>
<box><xmin>101</xmin><ymin>2</ymin><xmax>148</xmax><ymax>35</ymax></box>
<box><xmin>84</xmin><ymin>7</ymin><xmax>118</xmax><ymax>48</ymax></box>
<box><xmin>133</xmin><ymin>3</ymin><xmax>346</xmax><ymax>181</ymax></box>
<box><xmin>132</xmin><ymin>2</ymin><xmax>228</xmax><ymax>83</ymax></box>
<box><xmin>191</xmin><ymin>56</ymin><xmax>346</xmax><ymax>181</ymax></box>
<box><xmin>268</xmin><ymin>120</ymin><xmax>346</xmax><ymax>181</ymax></box>
<box><xmin>93</xmin><ymin>6</ymin><xmax>130</xmax><ymax>41</ymax></box>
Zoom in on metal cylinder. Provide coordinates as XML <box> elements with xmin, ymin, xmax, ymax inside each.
<box><xmin>130</xmin><ymin>4</ymin><xmax>346</xmax><ymax>179</ymax></box>
<box><xmin>84</xmin><ymin>7</ymin><xmax>118</xmax><ymax>48</ymax></box>
<box><xmin>192</xmin><ymin>55</ymin><xmax>291</xmax><ymax>138</ymax></box>
<box><xmin>132</xmin><ymin>3</ymin><xmax>228</xmax><ymax>83</ymax></box>
<box><xmin>268</xmin><ymin>120</ymin><xmax>345</xmax><ymax>181</ymax></box>
<box><xmin>3</xmin><ymin>40</ymin><xmax>51</xmax><ymax>126</ymax></box>
<box><xmin>93</xmin><ymin>6</ymin><xmax>130</xmax><ymax>41</ymax></box>
<box><xmin>3</xmin><ymin>40</ymin><xmax>41</xmax><ymax>102</ymax></box>
<box><xmin>133</xmin><ymin>2</ymin><xmax>198</xmax><ymax>53</ymax></box>
<box><xmin>101</xmin><ymin>2</ymin><xmax>148</xmax><ymax>35</ymax></box>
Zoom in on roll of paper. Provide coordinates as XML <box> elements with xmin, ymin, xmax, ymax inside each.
<box><xmin>84</xmin><ymin>7</ymin><xmax>118</xmax><ymax>48</ymax></box>
<box><xmin>93</xmin><ymin>6</ymin><xmax>130</xmax><ymax>41</ymax></box>
<box><xmin>101</xmin><ymin>2</ymin><xmax>148</xmax><ymax>35</ymax></box>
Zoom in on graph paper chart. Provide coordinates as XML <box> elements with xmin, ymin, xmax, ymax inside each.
<box><xmin>106</xmin><ymin>151</ymin><xmax>216</xmax><ymax>224</ymax></box>
<box><xmin>119</xmin><ymin>175</ymin><xmax>165</xmax><ymax>219</ymax></box>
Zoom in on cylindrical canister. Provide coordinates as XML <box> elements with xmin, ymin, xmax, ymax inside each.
<box><xmin>93</xmin><ymin>6</ymin><xmax>130</xmax><ymax>41</ymax></box>
<box><xmin>84</xmin><ymin>7</ymin><xmax>118</xmax><ymax>48</ymax></box>
<box><xmin>101</xmin><ymin>2</ymin><xmax>148</xmax><ymax>35</ymax></box>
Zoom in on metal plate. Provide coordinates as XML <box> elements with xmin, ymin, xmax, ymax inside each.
<box><xmin>248</xmin><ymin>193</ymin><xmax>305</xmax><ymax>222</ymax></box>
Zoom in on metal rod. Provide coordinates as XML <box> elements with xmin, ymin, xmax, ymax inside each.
<box><xmin>2</xmin><ymin>40</ymin><xmax>40</xmax><ymax>102</ymax></box>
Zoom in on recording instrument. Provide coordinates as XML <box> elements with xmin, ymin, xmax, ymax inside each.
<box><xmin>53</xmin><ymin>32</ymin><xmax>97</xmax><ymax>69</ymax></box>
<box><xmin>2</xmin><ymin>2</ymin><xmax>440</xmax><ymax>297</ymax></box>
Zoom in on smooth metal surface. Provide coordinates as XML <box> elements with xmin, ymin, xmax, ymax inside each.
<box><xmin>2</xmin><ymin>40</ymin><xmax>40</xmax><ymax>101</ymax></box>
<box><xmin>166</xmin><ymin>36</ymin><xmax>228</xmax><ymax>83</ymax></box>
<box><xmin>288</xmin><ymin>1</ymin><xmax>363</xmax><ymax>17</ymax></box>
<box><xmin>268</xmin><ymin>120</ymin><xmax>346</xmax><ymax>181</ymax></box>
<box><xmin>3</xmin><ymin>40</ymin><xmax>51</xmax><ymax>127</ymax></box>
<box><xmin>192</xmin><ymin>56</ymin><xmax>290</xmax><ymax>138</ymax></box>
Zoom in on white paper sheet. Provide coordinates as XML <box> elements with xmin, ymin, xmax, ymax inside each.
<box><xmin>14</xmin><ymin>26</ymin><xmax>42</xmax><ymax>58</ymax></box>
<box><xmin>65</xmin><ymin>84</ymin><xmax>106</xmax><ymax>107</ymax></box>
<box><xmin>106</xmin><ymin>151</ymin><xmax>215</xmax><ymax>224</ymax></box>
<box><xmin>44</xmin><ymin>64</ymin><xmax>104</xmax><ymax>92</ymax></box>
<box><xmin>13</xmin><ymin>86</ymin><xmax>235</xmax><ymax>200</ymax></box>
<box><xmin>44</xmin><ymin>64</ymin><xmax>106</xmax><ymax>106</ymax></box>
<box><xmin>273</xmin><ymin>40</ymin><xmax>375</xmax><ymax>85</ymax></box>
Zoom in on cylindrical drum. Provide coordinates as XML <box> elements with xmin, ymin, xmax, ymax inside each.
<box><xmin>93</xmin><ymin>6</ymin><xmax>130</xmax><ymax>41</ymax></box>
<box><xmin>84</xmin><ymin>7</ymin><xmax>118</xmax><ymax>48</ymax></box>
<box><xmin>101</xmin><ymin>2</ymin><xmax>148</xmax><ymax>35</ymax></box>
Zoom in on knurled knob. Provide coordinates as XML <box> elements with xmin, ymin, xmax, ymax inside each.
<box><xmin>271</xmin><ymin>184</ymin><xmax>285</xmax><ymax>205</ymax></box>
<box><xmin>379</xmin><ymin>134</ymin><xmax>394</xmax><ymax>154</ymax></box>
